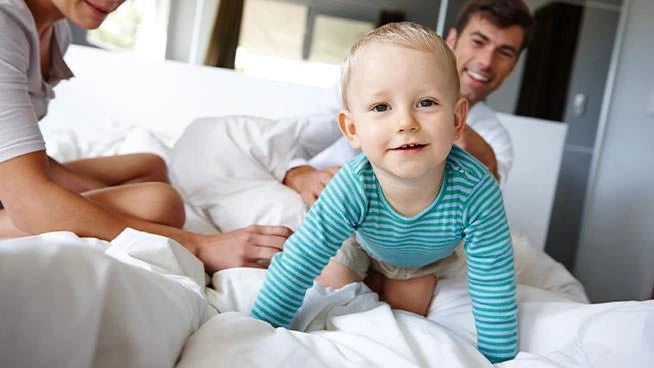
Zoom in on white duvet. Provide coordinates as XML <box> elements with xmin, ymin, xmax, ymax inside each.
<box><xmin>1</xmin><ymin>229</ymin><xmax>652</xmax><ymax>368</ymax></box>
<box><xmin>1</xmin><ymin>117</ymin><xmax>650</xmax><ymax>367</ymax></box>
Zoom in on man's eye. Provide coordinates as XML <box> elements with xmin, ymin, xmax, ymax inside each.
<box><xmin>499</xmin><ymin>50</ymin><xmax>516</xmax><ymax>59</ymax></box>
<box><xmin>372</xmin><ymin>104</ymin><xmax>389</xmax><ymax>112</ymax></box>
<box><xmin>418</xmin><ymin>99</ymin><xmax>436</xmax><ymax>107</ymax></box>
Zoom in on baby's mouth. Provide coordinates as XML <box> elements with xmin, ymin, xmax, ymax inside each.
<box><xmin>391</xmin><ymin>143</ymin><xmax>427</xmax><ymax>151</ymax></box>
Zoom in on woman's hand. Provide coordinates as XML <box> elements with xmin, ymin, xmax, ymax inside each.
<box><xmin>194</xmin><ymin>225</ymin><xmax>293</xmax><ymax>274</ymax></box>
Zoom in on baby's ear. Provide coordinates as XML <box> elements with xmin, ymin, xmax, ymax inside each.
<box><xmin>338</xmin><ymin>111</ymin><xmax>361</xmax><ymax>149</ymax></box>
<box><xmin>453</xmin><ymin>97</ymin><xmax>469</xmax><ymax>138</ymax></box>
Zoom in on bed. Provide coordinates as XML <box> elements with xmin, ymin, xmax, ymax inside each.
<box><xmin>0</xmin><ymin>45</ymin><xmax>652</xmax><ymax>368</ymax></box>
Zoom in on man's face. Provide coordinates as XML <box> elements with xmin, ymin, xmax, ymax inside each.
<box><xmin>446</xmin><ymin>14</ymin><xmax>525</xmax><ymax>106</ymax></box>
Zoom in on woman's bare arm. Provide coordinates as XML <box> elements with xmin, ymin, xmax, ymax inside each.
<box><xmin>0</xmin><ymin>151</ymin><xmax>291</xmax><ymax>273</ymax></box>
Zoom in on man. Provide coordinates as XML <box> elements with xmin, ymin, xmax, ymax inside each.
<box><xmin>283</xmin><ymin>0</ymin><xmax>534</xmax><ymax>207</ymax></box>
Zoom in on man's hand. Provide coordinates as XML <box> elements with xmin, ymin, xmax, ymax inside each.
<box><xmin>283</xmin><ymin>165</ymin><xmax>340</xmax><ymax>207</ymax></box>
<box><xmin>194</xmin><ymin>225</ymin><xmax>293</xmax><ymax>274</ymax></box>
<box><xmin>454</xmin><ymin>125</ymin><xmax>499</xmax><ymax>181</ymax></box>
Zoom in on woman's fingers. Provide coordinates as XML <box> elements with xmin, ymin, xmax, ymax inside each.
<box><xmin>247</xmin><ymin>245</ymin><xmax>281</xmax><ymax>263</ymax></box>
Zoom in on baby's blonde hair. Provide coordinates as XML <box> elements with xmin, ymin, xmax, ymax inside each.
<box><xmin>340</xmin><ymin>21</ymin><xmax>460</xmax><ymax>108</ymax></box>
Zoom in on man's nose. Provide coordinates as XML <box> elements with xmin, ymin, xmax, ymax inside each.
<box><xmin>477</xmin><ymin>46</ymin><xmax>496</xmax><ymax>69</ymax></box>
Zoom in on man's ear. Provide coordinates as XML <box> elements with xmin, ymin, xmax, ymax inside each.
<box><xmin>337</xmin><ymin>110</ymin><xmax>361</xmax><ymax>149</ymax></box>
<box><xmin>453</xmin><ymin>97</ymin><xmax>469</xmax><ymax>138</ymax></box>
<box><xmin>445</xmin><ymin>28</ymin><xmax>458</xmax><ymax>49</ymax></box>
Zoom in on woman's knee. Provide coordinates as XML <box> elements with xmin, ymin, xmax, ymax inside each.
<box><xmin>132</xmin><ymin>154</ymin><xmax>170</xmax><ymax>183</ymax></box>
<box><xmin>144</xmin><ymin>182</ymin><xmax>186</xmax><ymax>228</ymax></box>
<box><xmin>86</xmin><ymin>182</ymin><xmax>185</xmax><ymax>228</ymax></box>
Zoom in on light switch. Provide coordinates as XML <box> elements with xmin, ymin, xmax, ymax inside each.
<box><xmin>573</xmin><ymin>93</ymin><xmax>587</xmax><ymax>117</ymax></box>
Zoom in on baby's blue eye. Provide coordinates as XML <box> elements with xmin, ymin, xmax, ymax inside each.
<box><xmin>373</xmin><ymin>104</ymin><xmax>389</xmax><ymax>112</ymax></box>
<box><xmin>419</xmin><ymin>100</ymin><xmax>435</xmax><ymax>107</ymax></box>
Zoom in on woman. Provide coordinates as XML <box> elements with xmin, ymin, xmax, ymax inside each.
<box><xmin>0</xmin><ymin>0</ymin><xmax>291</xmax><ymax>273</ymax></box>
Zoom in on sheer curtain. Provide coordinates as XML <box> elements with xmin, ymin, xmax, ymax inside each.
<box><xmin>204</xmin><ymin>0</ymin><xmax>245</xmax><ymax>69</ymax></box>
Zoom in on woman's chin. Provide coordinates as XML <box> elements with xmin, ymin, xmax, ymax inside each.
<box><xmin>72</xmin><ymin>18</ymin><xmax>105</xmax><ymax>30</ymax></box>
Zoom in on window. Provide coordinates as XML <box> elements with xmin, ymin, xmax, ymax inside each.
<box><xmin>309</xmin><ymin>15</ymin><xmax>374</xmax><ymax>64</ymax></box>
<box><xmin>87</xmin><ymin>0</ymin><xmax>170</xmax><ymax>60</ymax></box>
<box><xmin>235</xmin><ymin>0</ymin><xmax>374</xmax><ymax>87</ymax></box>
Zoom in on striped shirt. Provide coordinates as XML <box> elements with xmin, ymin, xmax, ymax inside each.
<box><xmin>252</xmin><ymin>145</ymin><xmax>518</xmax><ymax>362</ymax></box>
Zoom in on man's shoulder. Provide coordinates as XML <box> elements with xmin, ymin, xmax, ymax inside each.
<box><xmin>467</xmin><ymin>102</ymin><xmax>501</xmax><ymax>127</ymax></box>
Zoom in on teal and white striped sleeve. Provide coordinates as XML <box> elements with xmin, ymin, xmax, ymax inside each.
<box><xmin>251</xmin><ymin>165</ymin><xmax>366</xmax><ymax>328</ymax></box>
<box><xmin>462</xmin><ymin>173</ymin><xmax>518</xmax><ymax>363</ymax></box>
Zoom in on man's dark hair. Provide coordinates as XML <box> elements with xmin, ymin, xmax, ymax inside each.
<box><xmin>454</xmin><ymin>0</ymin><xmax>535</xmax><ymax>50</ymax></box>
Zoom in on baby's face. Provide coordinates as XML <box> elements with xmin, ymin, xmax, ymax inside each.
<box><xmin>341</xmin><ymin>42</ymin><xmax>465</xmax><ymax>182</ymax></box>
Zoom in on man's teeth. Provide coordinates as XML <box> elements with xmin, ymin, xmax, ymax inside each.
<box><xmin>467</xmin><ymin>70</ymin><xmax>489</xmax><ymax>82</ymax></box>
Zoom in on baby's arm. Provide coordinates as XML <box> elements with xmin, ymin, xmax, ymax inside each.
<box><xmin>463</xmin><ymin>174</ymin><xmax>518</xmax><ymax>363</ymax></box>
<box><xmin>251</xmin><ymin>166</ymin><xmax>365</xmax><ymax>327</ymax></box>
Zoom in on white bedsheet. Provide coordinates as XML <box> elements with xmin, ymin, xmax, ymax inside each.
<box><xmin>185</xmin><ymin>272</ymin><xmax>653</xmax><ymax>368</ymax></box>
<box><xmin>2</xmin><ymin>230</ymin><xmax>652</xmax><ymax>368</ymax></box>
<box><xmin>0</xmin><ymin>229</ymin><xmax>214</xmax><ymax>368</ymax></box>
<box><xmin>16</xmin><ymin>118</ymin><xmax>649</xmax><ymax>367</ymax></box>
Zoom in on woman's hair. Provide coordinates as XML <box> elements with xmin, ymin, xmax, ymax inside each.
<box><xmin>340</xmin><ymin>21</ymin><xmax>459</xmax><ymax>108</ymax></box>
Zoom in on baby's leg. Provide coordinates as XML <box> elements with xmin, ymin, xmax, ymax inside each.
<box><xmin>316</xmin><ymin>237</ymin><xmax>369</xmax><ymax>289</ymax></box>
<box><xmin>381</xmin><ymin>274</ymin><xmax>438</xmax><ymax>316</ymax></box>
<box><xmin>316</xmin><ymin>261</ymin><xmax>362</xmax><ymax>289</ymax></box>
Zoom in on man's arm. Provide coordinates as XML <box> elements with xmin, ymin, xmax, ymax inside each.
<box><xmin>283</xmin><ymin>84</ymin><xmax>345</xmax><ymax>207</ymax></box>
<box><xmin>463</xmin><ymin>104</ymin><xmax>514</xmax><ymax>186</ymax></box>
<box><xmin>288</xmin><ymin>84</ymin><xmax>344</xmax><ymax>170</ymax></box>
<box><xmin>0</xmin><ymin>151</ymin><xmax>291</xmax><ymax>274</ymax></box>
<box><xmin>454</xmin><ymin>125</ymin><xmax>500</xmax><ymax>180</ymax></box>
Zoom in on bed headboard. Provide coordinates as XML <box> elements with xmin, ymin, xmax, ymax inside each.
<box><xmin>498</xmin><ymin>114</ymin><xmax>567</xmax><ymax>250</ymax></box>
<box><xmin>42</xmin><ymin>45</ymin><xmax>567</xmax><ymax>250</ymax></box>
